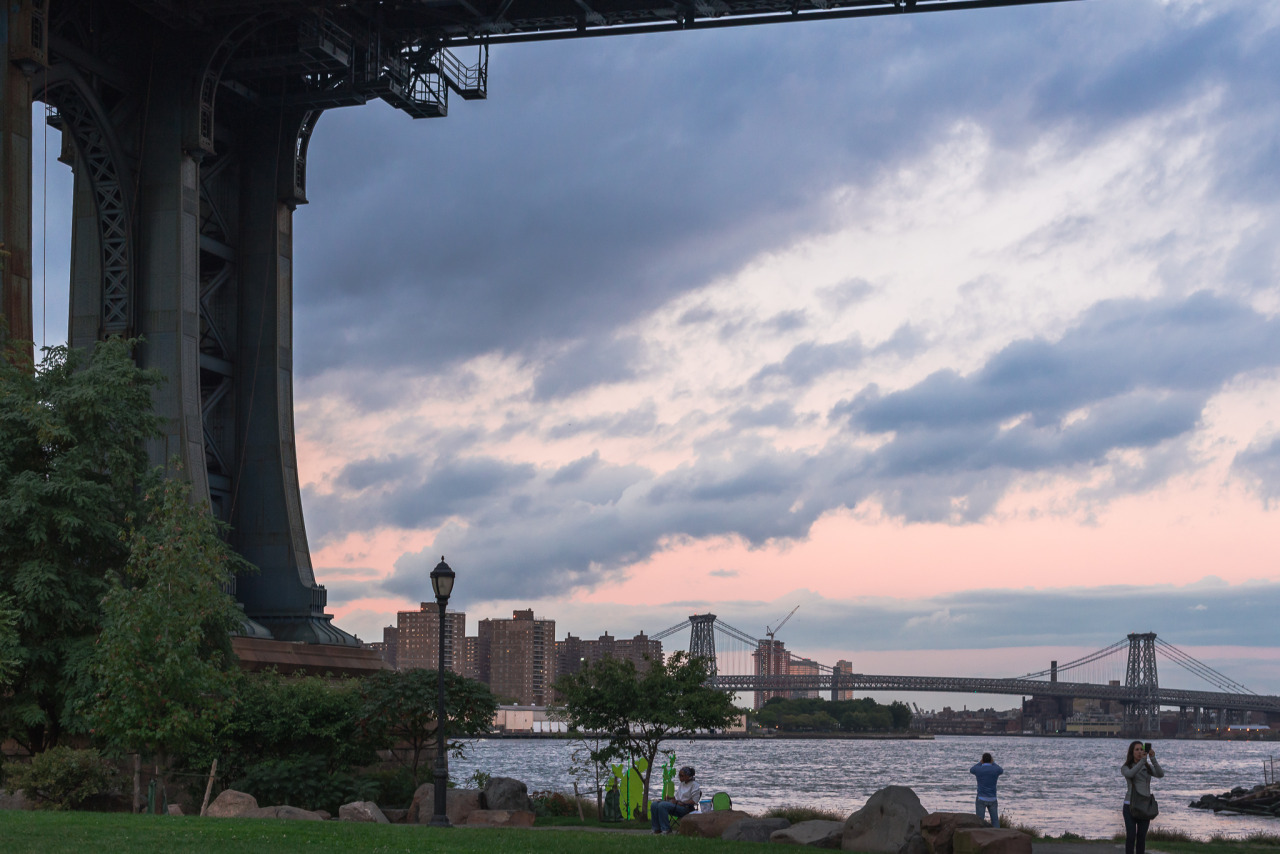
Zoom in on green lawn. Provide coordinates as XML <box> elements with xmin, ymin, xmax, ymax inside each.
<box><xmin>0</xmin><ymin>811</ymin><xmax>756</xmax><ymax>853</ymax></box>
<box><xmin>4</xmin><ymin>811</ymin><xmax>1280</xmax><ymax>854</ymax></box>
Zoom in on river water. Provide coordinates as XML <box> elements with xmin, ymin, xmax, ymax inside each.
<box><xmin>449</xmin><ymin>736</ymin><xmax>1279</xmax><ymax>839</ymax></box>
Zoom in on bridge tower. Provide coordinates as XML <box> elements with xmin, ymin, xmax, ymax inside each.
<box><xmin>1124</xmin><ymin>632</ymin><xmax>1160</xmax><ymax>734</ymax></box>
<box><xmin>689</xmin><ymin>614</ymin><xmax>718</xmax><ymax>677</ymax></box>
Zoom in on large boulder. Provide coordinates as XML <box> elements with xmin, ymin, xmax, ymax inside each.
<box><xmin>772</xmin><ymin>819</ymin><xmax>846</xmax><ymax>848</ymax></box>
<box><xmin>383</xmin><ymin>808</ymin><xmax>408</xmax><ymax>823</ymax></box>
<box><xmin>952</xmin><ymin>828</ymin><xmax>1032</xmax><ymax>854</ymax></box>
<box><xmin>921</xmin><ymin>812</ymin><xmax>990</xmax><ymax>854</ymax></box>
<box><xmin>0</xmin><ymin>789</ymin><xmax>33</xmax><ymax>811</ymax></box>
<box><xmin>842</xmin><ymin>786</ymin><xmax>928</xmax><ymax>853</ymax></box>
<box><xmin>205</xmin><ymin>789</ymin><xmax>260</xmax><ymax>818</ymax></box>
<box><xmin>675</xmin><ymin>808</ymin><xmax>752</xmax><ymax>838</ymax></box>
<box><xmin>724</xmin><ymin>817</ymin><xmax>792</xmax><ymax>843</ymax></box>
<box><xmin>339</xmin><ymin>800</ymin><xmax>390</xmax><ymax>823</ymax></box>
<box><xmin>407</xmin><ymin>785</ymin><xmax>482</xmax><ymax>825</ymax></box>
<box><xmin>483</xmin><ymin>777</ymin><xmax>533</xmax><ymax>812</ymax></box>
<box><xmin>463</xmin><ymin>809</ymin><xmax>536</xmax><ymax>827</ymax></box>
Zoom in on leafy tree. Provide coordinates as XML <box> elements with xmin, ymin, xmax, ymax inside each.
<box><xmin>84</xmin><ymin>475</ymin><xmax>249</xmax><ymax>792</ymax></box>
<box><xmin>0</xmin><ymin>593</ymin><xmax>19</xmax><ymax>687</ymax></box>
<box><xmin>358</xmin><ymin>668</ymin><xmax>498</xmax><ymax>786</ymax></box>
<box><xmin>0</xmin><ymin>338</ymin><xmax>162</xmax><ymax>752</ymax></box>
<box><xmin>554</xmin><ymin>651</ymin><xmax>738</xmax><ymax>818</ymax></box>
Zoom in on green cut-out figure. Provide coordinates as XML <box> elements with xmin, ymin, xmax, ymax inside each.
<box><xmin>661</xmin><ymin>755</ymin><xmax>677</xmax><ymax>799</ymax></box>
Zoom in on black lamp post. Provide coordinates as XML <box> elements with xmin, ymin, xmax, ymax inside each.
<box><xmin>429</xmin><ymin>556</ymin><xmax>455</xmax><ymax>828</ymax></box>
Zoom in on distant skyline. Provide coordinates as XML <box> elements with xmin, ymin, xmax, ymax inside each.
<box><xmin>30</xmin><ymin>1</ymin><xmax>1280</xmax><ymax>694</ymax></box>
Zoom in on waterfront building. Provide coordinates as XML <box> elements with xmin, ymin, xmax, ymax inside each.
<box><xmin>753</xmin><ymin>639</ymin><xmax>790</xmax><ymax>709</ymax></box>
<box><xmin>367</xmin><ymin>625</ymin><xmax>398</xmax><ymax>669</ymax></box>
<box><xmin>392</xmin><ymin>604</ymin><xmax>466</xmax><ymax>674</ymax></box>
<box><xmin>833</xmin><ymin>659</ymin><xmax>853</xmax><ymax>701</ymax></box>
<box><xmin>477</xmin><ymin>609</ymin><xmax>557</xmax><ymax>705</ymax></box>
<box><xmin>556</xmin><ymin>631</ymin><xmax>663</xmax><ymax>677</ymax></box>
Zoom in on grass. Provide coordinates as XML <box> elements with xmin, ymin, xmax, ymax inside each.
<box><xmin>762</xmin><ymin>804</ymin><xmax>845</xmax><ymax>823</ymax></box>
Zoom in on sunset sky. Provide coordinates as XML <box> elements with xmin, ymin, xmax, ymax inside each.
<box><xmin>33</xmin><ymin>0</ymin><xmax>1280</xmax><ymax>697</ymax></box>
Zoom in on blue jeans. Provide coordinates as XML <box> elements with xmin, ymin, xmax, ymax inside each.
<box><xmin>651</xmin><ymin>800</ymin><xmax>693</xmax><ymax>832</ymax></box>
<box><xmin>976</xmin><ymin>798</ymin><xmax>998</xmax><ymax>827</ymax></box>
<box><xmin>1123</xmin><ymin>803</ymin><xmax>1149</xmax><ymax>854</ymax></box>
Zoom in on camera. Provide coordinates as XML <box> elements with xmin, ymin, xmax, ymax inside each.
<box><xmin>1144</xmin><ymin>743</ymin><xmax>1153</xmax><ymax>753</ymax></box>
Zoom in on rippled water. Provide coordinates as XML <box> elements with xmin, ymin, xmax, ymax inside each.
<box><xmin>449</xmin><ymin>735</ymin><xmax>1280</xmax><ymax>839</ymax></box>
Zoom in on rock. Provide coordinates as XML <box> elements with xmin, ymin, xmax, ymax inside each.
<box><xmin>166</xmin><ymin>804</ymin><xmax>185</xmax><ymax>816</ymax></box>
<box><xmin>772</xmin><ymin>819</ymin><xmax>846</xmax><ymax>847</ymax></box>
<box><xmin>463</xmin><ymin>809</ymin><xmax>536</xmax><ymax>827</ymax></box>
<box><xmin>952</xmin><ymin>828</ymin><xmax>1033</xmax><ymax>854</ymax></box>
<box><xmin>921</xmin><ymin>812</ymin><xmax>990</xmax><ymax>854</ymax></box>
<box><xmin>383</xmin><ymin>808</ymin><xmax>408</xmax><ymax>823</ymax></box>
<box><xmin>407</xmin><ymin>785</ymin><xmax>482</xmax><ymax>825</ymax></box>
<box><xmin>842</xmin><ymin>786</ymin><xmax>928</xmax><ymax>853</ymax></box>
<box><xmin>902</xmin><ymin>833</ymin><xmax>931</xmax><ymax>854</ymax></box>
<box><xmin>0</xmin><ymin>789</ymin><xmax>33</xmax><ymax>811</ymax></box>
<box><xmin>483</xmin><ymin>777</ymin><xmax>534</xmax><ymax>812</ymax></box>
<box><xmin>339</xmin><ymin>801</ymin><xmax>389</xmax><ymax>823</ymax></box>
<box><xmin>316</xmin><ymin>810</ymin><xmax>331</xmax><ymax>821</ymax></box>
<box><xmin>675</xmin><ymin>808</ymin><xmax>752</xmax><ymax>838</ymax></box>
<box><xmin>205</xmin><ymin>790</ymin><xmax>260</xmax><ymax>818</ymax></box>
<box><xmin>724</xmin><ymin>817</ymin><xmax>792</xmax><ymax>843</ymax></box>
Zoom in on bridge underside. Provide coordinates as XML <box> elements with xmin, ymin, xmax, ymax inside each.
<box><xmin>1</xmin><ymin>0</ymin><xmax>1069</xmax><ymax>643</ymax></box>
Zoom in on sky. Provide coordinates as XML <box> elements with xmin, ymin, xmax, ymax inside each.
<box><xmin>31</xmin><ymin>0</ymin><xmax>1280</xmax><ymax>701</ymax></box>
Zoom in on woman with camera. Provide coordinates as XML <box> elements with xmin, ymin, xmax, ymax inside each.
<box><xmin>1121</xmin><ymin>741</ymin><xmax>1164</xmax><ymax>854</ymax></box>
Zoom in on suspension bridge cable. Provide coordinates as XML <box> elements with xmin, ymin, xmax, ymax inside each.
<box><xmin>1155</xmin><ymin>639</ymin><xmax>1257</xmax><ymax>695</ymax></box>
<box><xmin>1011</xmin><ymin>638</ymin><xmax>1130</xmax><ymax>680</ymax></box>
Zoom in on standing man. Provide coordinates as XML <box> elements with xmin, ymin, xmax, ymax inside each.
<box><xmin>651</xmin><ymin>766</ymin><xmax>701</xmax><ymax>834</ymax></box>
<box><xmin>971</xmin><ymin>752</ymin><xmax>1003</xmax><ymax>827</ymax></box>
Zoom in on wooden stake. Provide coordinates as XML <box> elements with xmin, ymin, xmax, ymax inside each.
<box><xmin>132</xmin><ymin>754</ymin><xmax>142</xmax><ymax>814</ymax></box>
<box><xmin>200</xmin><ymin>759</ymin><xmax>218</xmax><ymax>817</ymax></box>
<box><xmin>573</xmin><ymin>781</ymin><xmax>585</xmax><ymax>822</ymax></box>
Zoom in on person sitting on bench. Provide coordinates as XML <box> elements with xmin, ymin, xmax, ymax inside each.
<box><xmin>651</xmin><ymin>766</ymin><xmax>701</xmax><ymax>834</ymax></box>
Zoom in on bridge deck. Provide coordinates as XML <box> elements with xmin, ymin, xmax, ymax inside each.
<box><xmin>708</xmin><ymin>674</ymin><xmax>1280</xmax><ymax>713</ymax></box>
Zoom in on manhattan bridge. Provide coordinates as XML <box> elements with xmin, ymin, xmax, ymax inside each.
<box><xmin>651</xmin><ymin>618</ymin><xmax>1280</xmax><ymax>734</ymax></box>
<box><xmin>0</xmin><ymin>0</ymin><xmax>1079</xmax><ymax>651</ymax></box>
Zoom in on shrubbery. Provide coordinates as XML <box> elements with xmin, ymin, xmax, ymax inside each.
<box><xmin>4</xmin><ymin>746</ymin><xmax>115</xmax><ymax>810</ymax></box>
<box><xmin>233</xmin><ymin>755</ymin><xmax>379</xmax><ymax>815</ymax></box>
<box><xmin>752</xmin><ymin>696</ymin><xmax>912</xmax><ymax>732</ymax></box>
<box><xmin>531</xmin><ymin>789</ymin><xmax>581</xmax><ymax>817</ymax></box>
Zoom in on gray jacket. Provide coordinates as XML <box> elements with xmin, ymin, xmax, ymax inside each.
<box><xmin>1122</xmin><ymin>756</ymin><xmax>1164</xmax><ymax>801</ymax></box>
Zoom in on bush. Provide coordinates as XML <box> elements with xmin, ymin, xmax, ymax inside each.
<box><xmin>231</xmin><ymin>755</ymin><xmax>378</xmax><ymax>815</ymax></box>
<box><xmin>764</xmin><ymin>804</ymin><xmax>845</xmax><ymax>823</ymax></box>
<box><xmin>998</xmin><ymin>813</ymin><xmax>1041</xmax><ymax>838</ymax></box>
<box><xmin>5</xmin><ymin>747</ymin><xmax>114</xmax><ymax>810</ymax></box>
<box><xmin>361</xmin><ymin>767</ymin><xmax>417</xmax><ymax>809</ymax></box>
<box><xmin>531</xmin><ymin>789</ymin><xmax>581</xmax><ymax>817</ymax></box>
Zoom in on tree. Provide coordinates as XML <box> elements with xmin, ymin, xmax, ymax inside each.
<box><xmin>84</xmin><ymin>474</ymin><xmax>250</xmax><ymax>805</ymax></box>
<box><xmin>0</xmin><ymin>593</ymin><xmax>19</xmax><ymax>687</ymax></box>
<box><xmin>358</xmin><ymin>668</ymin><xmax>498</xmax><ymax>786</ymax></box>
<box><xmin>0</xmin><ymin>338</ymin><xmax>162</xmax><ymax>752</ymax></box>
<box><xmin>554</xmin><ymin>651</ymin><xmax>739</xmax><ymax>818</ymax></box>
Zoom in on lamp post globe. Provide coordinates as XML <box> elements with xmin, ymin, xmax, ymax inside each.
<box><xmin>429</xmin><ymin>556</ymin><xmax>455</xmax><ymax>828</ymax></box>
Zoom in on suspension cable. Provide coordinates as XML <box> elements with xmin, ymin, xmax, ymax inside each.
<box><xmin>1011</xmin><ymin>638</ymin><xmax>1130</xmax><ymax>679</ymax></box>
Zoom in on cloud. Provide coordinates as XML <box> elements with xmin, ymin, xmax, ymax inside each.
<box><xmin>750</xmin><ymin>336</ymin><xmax>865</xmax><ymax>390</ymax></box>
<box><xmin>708</xmin><ymin>568</ymin><xmax>739</xmax><ymax>578</ymax></box>
<box><xmin>1232</xmin><ymin>433</ymin><xmax>1280</xmax><ymax>507</ymax></box>
<box><xmin>533</xmin><ymin>335</ymin><xmax>650</xmax><ymax>400</ymax></box>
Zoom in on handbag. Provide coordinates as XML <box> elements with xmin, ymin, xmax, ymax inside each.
<box><xmin>1131</xmin><ymin>791</ymin><xmax>1159</xmax><ymax>821</ymax></box>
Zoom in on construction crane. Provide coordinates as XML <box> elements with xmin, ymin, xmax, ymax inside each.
<box><xmin>766</xmin><ymin>605</ymin><xmax>799</xmax><ymax>644</ymax></box>
<box><xmin>762</xmin><ymin>605</ymin><xmax>799</xmax><ymax>678</ymax></box>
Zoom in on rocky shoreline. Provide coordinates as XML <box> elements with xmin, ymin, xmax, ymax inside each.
<box><xmin>1189</xmin><ymin>783</ymin><xmax>1280</xmax><ymax>818</ymax></box>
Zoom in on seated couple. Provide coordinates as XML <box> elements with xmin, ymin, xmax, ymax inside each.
<box><xmin>651</xmin><ymin>766</ymin><xmax>700</xmax><ymax>834</ymax></box>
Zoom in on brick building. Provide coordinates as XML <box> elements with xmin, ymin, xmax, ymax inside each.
<box><xmin>384</xmin><ymin>604</ymin><xmax>466</xmax><ymax>674</ymax></box>
<box><xmin>556</xmin><ymin>631</ymin><xmax>663</xmax><ymax>677</ymax></box>
<box><xmin>753</xmin><ymin>639</ymin><xmax>790</xmax><ymax>709</ymax></box>
<box><xmin>833</xmin><ymin>659</ymin><xmax>853</xmax><ymax>701</ymax></box>
<box><xmin>477</xmin><ymin>609</ymin><xmax>557</xmax><ymax>705</ymax></box>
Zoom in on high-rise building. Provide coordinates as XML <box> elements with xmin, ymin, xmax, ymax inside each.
<box><xmin>367</xmin><ymin>625</ymin><xmax>399</xmax><ymax>669</ymax></box>
<box><xmin>834</xmin><ymin>659</ymin><xmax>853</xmax><ymax>701</ymax></box>
<box><xmin>394</xmin><ymin>604</ymin><xmax>465</xmax><ymax>674</ymax></box>
<box><xmin>477</xmin><ymin>609</ymin><xmax>556</xmax><ymax>706</ymax></box>
<box><xmin>556</xmin><ymin>631</ymin><xmax>663</xmax><ymax>677</ymax></box>
<box><xmin>462</xmin><ymin>635</ymin><xmax>481</xmax><ymax>681</ymax></box>
<box><xmin>753</xmin><ymin>639</ymin><xmax>790</xmax><ymax>710</ymax></box>
<box><xmin>789</xmin><ymin>656</ymin><xmax>820</xmax><ymax>700</ymax></box>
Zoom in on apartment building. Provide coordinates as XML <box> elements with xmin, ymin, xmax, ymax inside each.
<box><xmin>477</xmin><ymin>609</ymin><xmax>557</xmax><ymax>706</ymax></box>
<box><xmin>390</xmin><ymin>603</ymin><xmax>466</xmax><ymax>674</ymax></box>
<box><xmin>556</xmin><ymin>631</ymin><xmax>664</xmax><ymax>677</ymax></box>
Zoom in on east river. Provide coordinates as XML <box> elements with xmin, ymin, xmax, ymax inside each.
<box><xmin>449</xmin><ymin>735</ymin><xmax>1279</xmax><ymax>839</ymax></box>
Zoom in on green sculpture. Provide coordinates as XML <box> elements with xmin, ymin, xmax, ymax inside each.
<box><xmin>607</xmin><ymin>757</ymin><xmax>649</xmax><ymax>820</ymax></box>
<box><xmin>661</xmin><ymin>754</ymin><xmax>677</xmax><ymax>799</ymax></box>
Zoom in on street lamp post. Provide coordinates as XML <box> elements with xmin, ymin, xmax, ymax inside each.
<box><xmin>429</xmin><ymin>556</ymin><xmax>455</xmax><ymax>828</ymax></box>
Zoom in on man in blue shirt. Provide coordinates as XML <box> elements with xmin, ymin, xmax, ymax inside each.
<box><xmin>970</xmin><ymin>752</ymin><xmax>1003</xmax><ymax>827</ymax></box>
